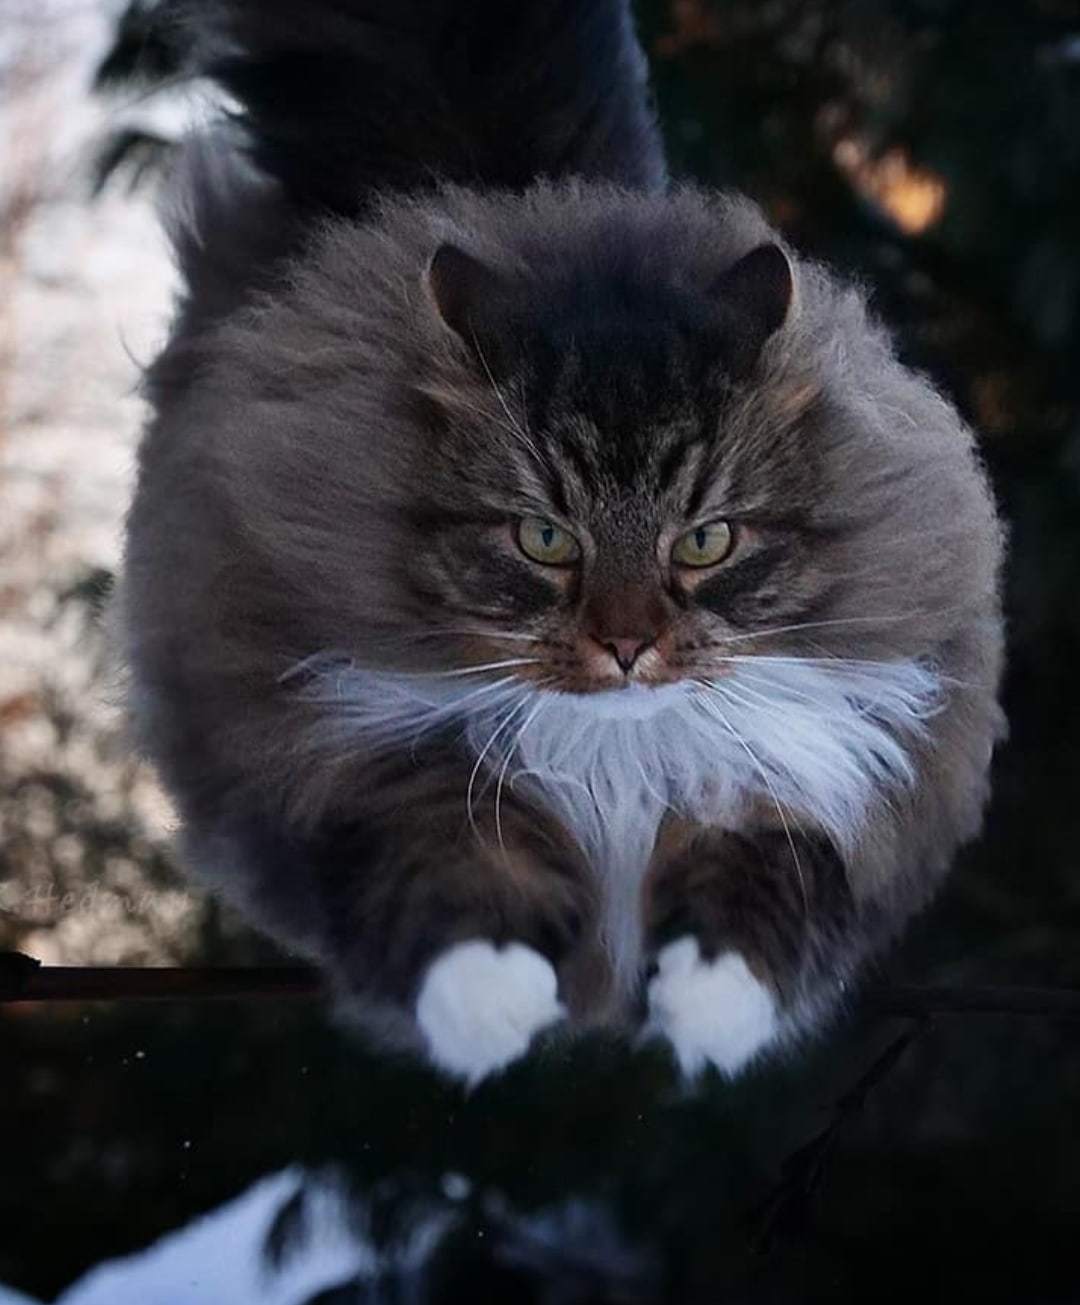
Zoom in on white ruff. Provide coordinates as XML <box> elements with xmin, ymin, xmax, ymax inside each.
<box><xmin>296</xmin><ymin>656</ymin><xmax>941</xmax><ymax>987</ymax></box>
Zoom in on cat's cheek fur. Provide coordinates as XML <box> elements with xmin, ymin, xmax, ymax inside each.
<box><xmin>414</xmin><ymin>939</ymin><xmax>566</xmax><ymax>1085</ymax></box>
<box><xmin>646</xmin><ymin>936</ymin><xmax>780</xmax><ymax>1077</ymax></box>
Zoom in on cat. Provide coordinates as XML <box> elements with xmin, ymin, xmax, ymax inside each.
<box><xmin>116</xmin><ymin>0</ymin><xmax>1006</xmax><ymax>1084</ymax></box>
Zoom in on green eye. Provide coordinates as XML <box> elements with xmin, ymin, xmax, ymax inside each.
<box><xmin>672</xmin><ymin>520</ymin><xmax>734</xmax><ymax>568</ymax></box>
<box><xmin>517</xmin><ymin>516</ymin><xmax>581</xmax><ymax>566</ymax></box>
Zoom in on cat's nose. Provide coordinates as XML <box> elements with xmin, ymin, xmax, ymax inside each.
<box><xmin>597</xmin><ymin>637</ymin><xmax>653</xmax><ymax>674</ymax></box>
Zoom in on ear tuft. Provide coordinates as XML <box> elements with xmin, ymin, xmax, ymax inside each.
<box><xmin>426</xmin><ymin>243</ymin><xmax>508</xmax><ymax>344</ymax></box>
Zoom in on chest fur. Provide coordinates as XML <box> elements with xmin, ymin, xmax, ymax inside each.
<box><xmin>302</xmin><ymin>658</ymin><xmax>942</xmax><ymax>987</ymax></box>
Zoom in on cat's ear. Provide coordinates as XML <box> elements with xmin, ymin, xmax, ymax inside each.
<box><xmin>426</xmin><ymin>244</ymin><xmax>513</xmax><ymax>350</ymax></box>
<box><xmin>711</xmin><ymin>243</ymin><xmax>794</xmax><ymax>377</ymax></box>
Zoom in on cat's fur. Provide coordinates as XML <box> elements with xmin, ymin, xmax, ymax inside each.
<box><xmin>117</xmin><ymin>0</ymin><xmax>1005</xmax><ymax>1081</ymax></box>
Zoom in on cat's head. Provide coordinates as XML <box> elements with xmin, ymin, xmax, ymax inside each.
<box><xmin>413</xmin><ymin>236</ymin><xmax>816</xmax><ymax>696</ymax></box>
<box><xmin>199</xmin><ymin>189</ymin><xmax>998</xmax><ymax>700</ymax></box>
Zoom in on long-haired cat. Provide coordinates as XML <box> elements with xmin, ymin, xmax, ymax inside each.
<box><xmin>118</xmin><ymin>0</ymin><xmax>1005</xmax><ymax>1083</ymax></box>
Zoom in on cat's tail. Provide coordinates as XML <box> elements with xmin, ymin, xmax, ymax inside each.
<box><xmin>158</xmin><ymin>0</ymin><xmax>665</xmax><ymax>343</ymax></box>
<box><xmin>191</xmin><ymin>0</ymin><xmax>665</xmax><ymax>206</ymax></box>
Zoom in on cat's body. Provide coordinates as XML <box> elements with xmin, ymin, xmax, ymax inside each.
<box><xmin>119</xmin><ymin>0</ymin><xmax>1005</xmax><ymax>1082</ymax></box>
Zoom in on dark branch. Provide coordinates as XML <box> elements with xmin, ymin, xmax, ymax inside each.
<box><xmin>0</xmin><ymin>952</ymin><xmax>322</xmax><ymax>1003</ymax></box>
<box><xmin>750</xmin><ymin>1023</ymin><xmax>926</xmax><ymax>1252</ymax></box>
<box><xmin>749</xmin><ymin>982</ymin><xmax>1080</xmax><ymax>1250</ymax></box>
<box><xmin>3</xmin><ymin>952</ymin><xmax>1080</xmax><ymax>1018</ymax></box>
<box><xmin>870</xmin><ymin>985</ymin><xmax>1080</xmax><ymax>1021</ymax></box>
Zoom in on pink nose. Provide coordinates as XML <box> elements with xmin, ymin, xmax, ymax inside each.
<box><xmin>595</xmin><ymin>637</ymin><xmax>652</xmax><ymax>674</ymax></box>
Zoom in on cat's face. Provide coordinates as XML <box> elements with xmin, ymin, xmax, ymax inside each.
<box><xmin>418</xmin><ymin>434</ymin><xmax>829</xmax><ymax>698</ymax></box>
<box><xmin>410</xmin><ymin>241</ymin><xmax>832</xmax><ymax>697</ymax></box>
<box><xmin>207</xmin><ymin>208</ymin><xmax>988</xmax><ymax>706</ymax></box>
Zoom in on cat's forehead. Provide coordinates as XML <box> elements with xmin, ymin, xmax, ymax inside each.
<box><xmin>526</xmin><ymin>409</ymin><xmax>712</xmax><ymax>524</ymax></box>
<box><xmin>478</xmin><ymin>245</ymin><xmax>803</xmax><ymax>478</ymax></box>
<box><xmin>512</xmin><ymin>312</ymin><xmax>725</xmax><ymax>486</ymax></box>
<box><xmin>510</xmin><ymin>329</ymin><xmax>810</xmax><ymax>519</ymax></box>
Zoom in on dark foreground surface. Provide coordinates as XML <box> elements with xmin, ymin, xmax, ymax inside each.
<box><xmin>3</xmin><ymin>0</ymin><xmax>1080</xmax><ymax>1300</ymax></box>
<box><xmin>3</xmin><ymin>989</ymin><xmax>1079</xmax><ymax>1302</ymax></box>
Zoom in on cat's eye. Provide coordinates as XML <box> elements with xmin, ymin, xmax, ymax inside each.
<box><xmin>672</xmin><ymin>520</ymin><xmax>735</xmax><ymax>568</ymax></box>
<box><xmin>517</xmin><ymin>516</ymin><xmax>581</xmax><ymax>566</ymax></box>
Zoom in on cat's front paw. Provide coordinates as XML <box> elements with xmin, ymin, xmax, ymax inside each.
<box><xmin>415</xmin><ymin>940</ymin><xmax>566</xmax><ymax>1086</ymax></box>
<box><xmin>647</xmin><ymin>936</ymin><xmax>779</xmax><ymax>1078</ymax></box>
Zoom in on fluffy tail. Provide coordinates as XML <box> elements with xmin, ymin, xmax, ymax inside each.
<box><xmin>196</xmin><ymin>0</ymin><xmax>664</xmax><ymax>205</ymax></box>
<box><xmin>160</xmin><ymin>0</ymin><xmax>665</xmax><ymax>340</ymax></box>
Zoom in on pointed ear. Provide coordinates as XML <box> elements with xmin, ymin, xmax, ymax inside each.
<box><xmin>711</xmin><ymin>243</ymin><xmax>794</xmax><ymax>376</ymax></box>
<box><xmin>426</xmin><ymin>243</ymin><xmax>512</xmax><ymax>347</ymax></box>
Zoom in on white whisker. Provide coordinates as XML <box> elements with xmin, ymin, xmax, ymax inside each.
<box><xmin>349</xmin><ymin>627</ymin><xmax>546</xmax><ymax>652</ymax></box>
<box><xmin>429</xmin><ymin>629</ymin><xmax>544</xmax><ymax>644</ymax></box>
<box><xmin>695</xmin><ymin>682</ymin><xmax>838</xmax><ymax>837</ymax></box>
<box><xmin>404</xmin><ymin>675</ymin><xmax>523</xmax><ymax>758</ymax></box>
<box><xmin>725</xmin><ymin>653</ymin><xmax>981</xmax><ymax>691</ymax></box>
<box><xmin>424</xmin><ymin>658</ymin><xmax>540</xmax><ymax>679</ymax></box>
<box><xmin>471</xmin><ymin>335</ymin><xmax>547</xmax><ymax>468</ymax></box>
<box><xmin>495</xmin><ymin>698</ymin><xmax>547</xmax><ymax>853</ymax></box>
<box><xmin>731</xmin><ymin>662</ymin><xmax>945</xmax><ymax>721</ymax></box>
<box><xmin>724</xmin><ymin>653</ymin><xmax>904</xmax><ymax>670</ymax></box>
<box><xmin>694</xmin><ymin>683</ymin><xmax>808</xmax><ymax>911</ymax></box>
<box><xmin>709</xmin><ymin>610</ymin><xmax>958</xmax><ymax>646</ymax></box>
<box><xmin>466</xmin><ymin>694</ymin><xmax>533</xmax><ymax>842</ymax></box>
<box><xmin>725</xmin><ymin>668</ymin><xmax>845</xmax><ymax>717</ymax></box>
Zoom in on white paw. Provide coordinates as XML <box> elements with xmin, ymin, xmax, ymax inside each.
<box><xmin>415</xmin><ymin>940</ymin><xmax>566</xmax><ymax>1086</ymax></box>
<box><xmin>647</xmin><ymin>936</ymin><xmax>779</xmax><ymax>1078</ymax></box>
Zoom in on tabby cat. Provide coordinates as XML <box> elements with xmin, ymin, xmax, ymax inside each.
<box><xmin>118</xmin><ymin>0</ymin><xmax>1005</xmax><ymax>1082</ymax></box>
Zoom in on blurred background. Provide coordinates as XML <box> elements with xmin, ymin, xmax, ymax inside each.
<box><xmin>1</xmin><ymin>1</ymin><xmax>1079</xmax><ymax>1301</ymax></box>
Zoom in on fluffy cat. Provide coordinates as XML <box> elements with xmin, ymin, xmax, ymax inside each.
<box><xmin>117</xmin><ymin>0</ymin><xmax>1005</xmax><ymax>1083</ymax></box>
